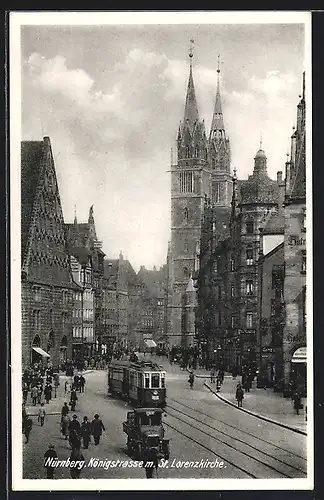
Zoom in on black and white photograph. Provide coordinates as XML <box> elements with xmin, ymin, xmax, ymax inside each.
<box><xmin>10</xmin><ymin>11</ymin><xmax>312</xmax><ymax>490</ymax></box>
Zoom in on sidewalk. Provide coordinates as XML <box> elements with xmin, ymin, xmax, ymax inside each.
<box><xmin>24</xmin><ymin>371</ymin><xmax>95</xmax><ymax>417</ymax></box>
<box><xmin>204</xmin><ymin>375</ymin><xmax>307</xmax><ymax>435</ymax></box>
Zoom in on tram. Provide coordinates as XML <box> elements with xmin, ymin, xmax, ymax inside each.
<box><xmin>108</xmin><ymin>359</ymin><xmax>166</xmax><ymax>408</ymax></box>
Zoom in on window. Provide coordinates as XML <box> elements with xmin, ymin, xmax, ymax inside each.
<box><xmin>230</xmin><ymin>258</ymin><xmax>235</xmax><ymax>271</ymax></box>
<box><xmin>246</xmin><ymin>248</ymin><xmax>253</xmax><ymax>265</ymax></box>
<box><xmin>246</xmin><ymin>312</ymin><xmax>253</xmax><ymax>329</ymax></box>
<box><xmin>213</xmin><ymin>260</ymin><xmax>218</xmax><ymax>274</ymax></box>
<box><xmin>151</xmin><ymin>374</ymin><xmax>160</xmax><ymax>389</ymax></box>
<box><xmin>215</xmin><ymin>182</ymin><xmax>220</xmax><ymax>203</ymax></box>
<box><xmin>246</xmin><ymin>220</ymin><xmax>254</xmax><ymax>234</ymax></box>
<box><xmin>231</xmin><ymin>315</ymin><xmax>235</xmax><ymax>328</ymax></box>
<box><xmin>218</xmin><ymin>286</ymin><xmax>222</xmax><ymax>300</ymax></box>
<box><xmin>180</xmin><ymin>171</ymin><xmax>194</xmax><ymax>193</ymax></box>
<box><xmin>231</xmin><ymin>285</ymin><xmax>235</xmax><ymax>298</ymax></box>
<box><xmin>32</xmin><ymin>310</ymin><xmax>41</xmax><ymax>331</ymax></box>
<box><xmin>215</xmin><ymin>311</ymin><xmax>221</xmax><ymax>326</ymax></box>
<box><xmin>62</xmin><ymin>289</ymin><xmax>68</xmax><ymax>304</ymax></box>
<box><xmin>184</xmin><ymin>207</ymin><xmax>189</xmax><ymax>221</ymax></box>
<box><xmin>144</xmin><ymin>374</ymin><xmax>150</xmax><ymax>389</ymax></box>
<box><xmin>186</xmin><ymin>146</ymin><xmax>190</xmax><ymax>158</ymax></box>
<box><xmin>183</xmin><ymin>267</ymin><xmax>189</xmax><ymax>278</ymax></box>
<box><xmin>161</xmin><ymin>374</ymin><xmax>165</xmax><ymax>388</ymax></box>
<box><xmin>246</xmin><ymin>280</ymin><xmax>254</xmax><ymax>295</ymax></box>
<box><xmin>33</xmin><ymin>286</ymin><xmax>42</xmax><ymax>302</ymax></box>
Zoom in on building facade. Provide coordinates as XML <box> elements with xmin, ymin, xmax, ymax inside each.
<box><xmin>282</xmin><ymin>73</ymin><xmax>307</xmax><ymax>395</ymax></box>
<box><xmin>21</xmin><ymin>136</ymin><xmax>77</xmax><ymax>368</ymax></box>
<box><xmin>65</xmin><ymin>207</ymin><xmax>105</xmax><ymax>360</ymax></box>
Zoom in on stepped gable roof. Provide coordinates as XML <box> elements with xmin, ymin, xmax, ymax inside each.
<box><xmin>21</xmin><ymin>140</ymin><xmax>44</xmax><ymax>260</ymax></box>
<box><xmin>239</xmin><ymin>172</ymin><xmax>279</xmax><ymax>205</ymax></box>
<box><xmin>261</xmin><ymin>210</ymin><xmax>284</xmax><ymax>235</ymax></box>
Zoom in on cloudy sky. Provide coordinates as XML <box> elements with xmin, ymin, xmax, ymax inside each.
<box><xmin>19</xmin><ymin>15</ymin><xmax>306</xmax><ymax>271</ymax></box>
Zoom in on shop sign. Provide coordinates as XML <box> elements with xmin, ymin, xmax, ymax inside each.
<box><xmin>262</xmin><ymin>346</ymin><xmax>274</xmax><ymax>353</ymax></box>
<box><xmin>287</xmin><ymin>235</ymin><xmax>306</xmax><ymax>247</ymax></box>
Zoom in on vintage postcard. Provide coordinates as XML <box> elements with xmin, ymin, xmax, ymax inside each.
<box><xmin>10</xmin><ymin>10</ymin><xmax>313</xmax><ymax>491</ymax></box>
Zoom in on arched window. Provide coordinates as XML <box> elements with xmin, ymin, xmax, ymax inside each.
<box><xmin>184</xmin><ymin>207</ymin><xmax>189</xmax><ymax>221</ymax></box>
<box><xmin>47</xmin><ymin>331</ymin><xmax>55</xmax><ymax>352</ymax></box>
<box><xmin>195</xmin><ymin>146</ymin><xmax>199</xmax><ymax>157</ymax></box>
<box><xmin>186</xmin><ymin>146</ymin><xmax>190</xmax><ymax>158</ymax></box>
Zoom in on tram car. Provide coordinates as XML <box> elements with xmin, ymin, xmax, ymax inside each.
<box><xmin>108</xmin><ymin>359</ymin><xmax>166</xmax><ymax>408</ymax></box>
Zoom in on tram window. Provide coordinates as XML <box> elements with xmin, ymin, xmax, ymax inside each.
<box><xmin>151</xmin><ymin>373</ymin><xmax>160</xmax><ymax>388</ymax></box>
<box><xmin>144</xmin><ymin>374</ymin><xmax>150</xmax><ymax>388</ymax></box>
<box><xmin>161</xmin><ymin>375</ymin><xmax>165</xmax><ymax>388</ymax></box>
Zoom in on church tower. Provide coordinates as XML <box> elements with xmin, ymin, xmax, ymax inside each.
<box><xmin>168</xmin><ymin>42</ymin><xmax>211</xmax><ymax>347</ymax></box>
<box><xmin>208</xmin><ymin>56</ymin><xmax>232</xmax><ymax>206</ymax></box>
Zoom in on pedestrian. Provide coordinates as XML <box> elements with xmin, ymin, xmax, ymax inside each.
<box><xmin>210</xmin><ymin>369</ymin><xmax>215</xmax><ymax>384</ymax></box>
<box><xmin>44</xmin><ymin>383</ymin><xmax>52</xmax><ymax>404</ymax></box>
<box><xmin>142</xmin><ymin>446</ymin><xmax>159</xmax><ymax>478</ymax></box>
<box><xmin>22</xmin><ymin>383</ymin><xmax>29</xmax><ymax>404</ymax></box>
<box><xmin>61</xmin><ymin>414</ymin><xmax>70</xmax><ymax>439</ymax></box>
<box><xmin>70</xmin><ymin>389</ymin><xmax>78</xmax><ymax>411</ymax></box>
<box><xmin>73</xmin><ymin>375</ymin><xmax>80</xmax><ymax>392</ymax></box>
<box><xmin>24</xmin><ymin>415</ymin><xmax>33</xmax><ymax>443</ymax></box>
<box><xmin>79</xmin><ymin>375</ymin><xmax>86</xmax><ymax>393</ymax></box>
<box><xmin>216</xmin><ymin>376</ymin><xmax>221</xmax><ymax>392</ymax></box>
<box><xmin>80</xmin><ymin>416</ymin><xmax>91</xmax><ymax>449</ymax></box>
<box><xmin>69</xmin><ymin>448</ymin><xmax>85</xmax><ymax>479</ymax></box>
<box><xmin>44</xmin><ymin>444</ymin><xmax>57</xmax><ymax>479</ymax></box>
<box><xmin>188</xmin><ymin>371</ymin><xmax>194</xmax><ymax>389</ymax></box>
<box><xmin>64</xmin><ymin>380</ymin><xmax>69</xmax><ymax>395</ymax></box>
<box><xmin>69</xmin><ymin>415</ymin><xmax>81</xmax><ymax>450</ymax></box>
<box><xmin>236</xmin><ymin>383</ymin><xmax>244</xmax><ymax>408</ymax></box>
<box><xmin>37</xmin><ymin>384</ymin><xmax>43</xmax><ymax>404</ymax></box>
<box><xmin>91</xmin><ymin>414</ymin><xmax>105</xmax><ymax>445</ymax></box>
<box><xmin>61</xmin><ymin>402</ymin><xmax>69</xmax><ymax>420</ymax></box>
<box><xmin>38</xmin><ymin>402</ymin><xmax>46</xmax><ymax>426</ymax></box>
<box><xmin>22</xmin><ymin>403</ymin><xmax>27</xmax><ymax>422</ymax></box>
<box><xmin>292</xmin><ymin>389</ymin><xmax>302</xmax><ymax>415</ymax></box>
<box><xmin>31</xmin><ymin>385</ymin><xmax>38</xmax><ymax>406</ymax></box>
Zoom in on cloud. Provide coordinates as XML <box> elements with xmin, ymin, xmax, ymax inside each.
<box><xmin>22</xmin><ymin>48</ymin><xmax>302</xmax><ymax>269</ymax></box>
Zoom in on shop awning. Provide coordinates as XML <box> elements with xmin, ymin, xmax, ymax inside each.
<box><xmin>144</xmin><ymin>339</ymin><xmax>157</xmax><ymax>348</ymax></box>
<box><xmin>32</xmin><ymin>347</ymin><xmax>50</xmax><ymax>358</ymax></box>
<box><xmin>291</xmin><ymin>346</ymin><xmax>307</xmax><ymax>363</ymax></box>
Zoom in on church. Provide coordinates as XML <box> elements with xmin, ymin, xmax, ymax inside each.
<box><xmin>166</xmin><ymin>49</ymin><xmax>232</xmax><ymax>348</ymax></box>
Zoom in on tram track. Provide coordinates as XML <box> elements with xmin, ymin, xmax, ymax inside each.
<box><xmin>165</xmin><ymin>399</ymin><xmax>307</xmax><ymax>479</ymax></box>
<box><xmin>167</xmin><ymin>397</ymin><xmax>306</xmax><ymax>465</ymax></box>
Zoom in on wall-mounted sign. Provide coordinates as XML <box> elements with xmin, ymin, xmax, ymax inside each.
<box><xmin>287</xmin><ymin>235</ymin><xmax>306</xmax><ymax>247</ymax></box>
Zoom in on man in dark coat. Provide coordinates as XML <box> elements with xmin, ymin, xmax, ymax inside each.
<box><xmin>44</xmin><ymin>444</ymin><xmax>57</xmax><ymax>479</ymax></box>
<box><xmin>69</xmin><ymin>415</ymin><xmax>81</xmax><ymax>450</ymax></box>
<box><xmin>91</xmin><ymin>414</ymin><xmax>105</xmax><ymax>445</ymax></box>
<box><xmin>69</xmin><ymin>449</ymin><xmax>85</xmax><ymax>479</ymax></box>
<box><xmin>81</xmin><ymin>416</ymin><xmax>92</xmax><ymax>449</ymax></box>
<box><xmin>70</xmin><ymin>389</ymin><xmax>78</xmax><ymax>411</ymax></box>
<box><xmin>142</xmin><ymin>446</ymin><xmax>159</xmax><ymax>478</ymax></box>
<box><xmin>79</xmin><ymin>375</ymin><xmax>86</xmax><ymax>393</ymax></box>
<box><xmin>24</xmin><ymin>415</ymin><xmax>33</xmax><ymax>443</ymax></box>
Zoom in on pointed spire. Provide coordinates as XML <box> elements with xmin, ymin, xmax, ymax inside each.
<box><xmin>183</xmin><ymin>40</ymin><xmax>199</xmax><ymax>125</ymax></box>
<box><xmin>88</xmin><ymin>205</ymin><xmax>94</xmax><ymax>225</ymax></box>
<box><xmin>210</xmin><ymin>55</ymin><xmax>225</xmax><ymax>134</ymax></box>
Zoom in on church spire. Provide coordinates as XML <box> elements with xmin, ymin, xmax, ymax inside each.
<box><xmin>210</xmin><ymin>55</ymin><xmax>225</xmax><ymax>136</ymax></box>
<box><xmin>88</xmin><ymin>205</ymin><xmax>94</xmax><ymax>225</ymax></box>
<box><xmin>183</xmin><ymin>39</ymin><xmax>199</xmax><ymax>125</ymax></box>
